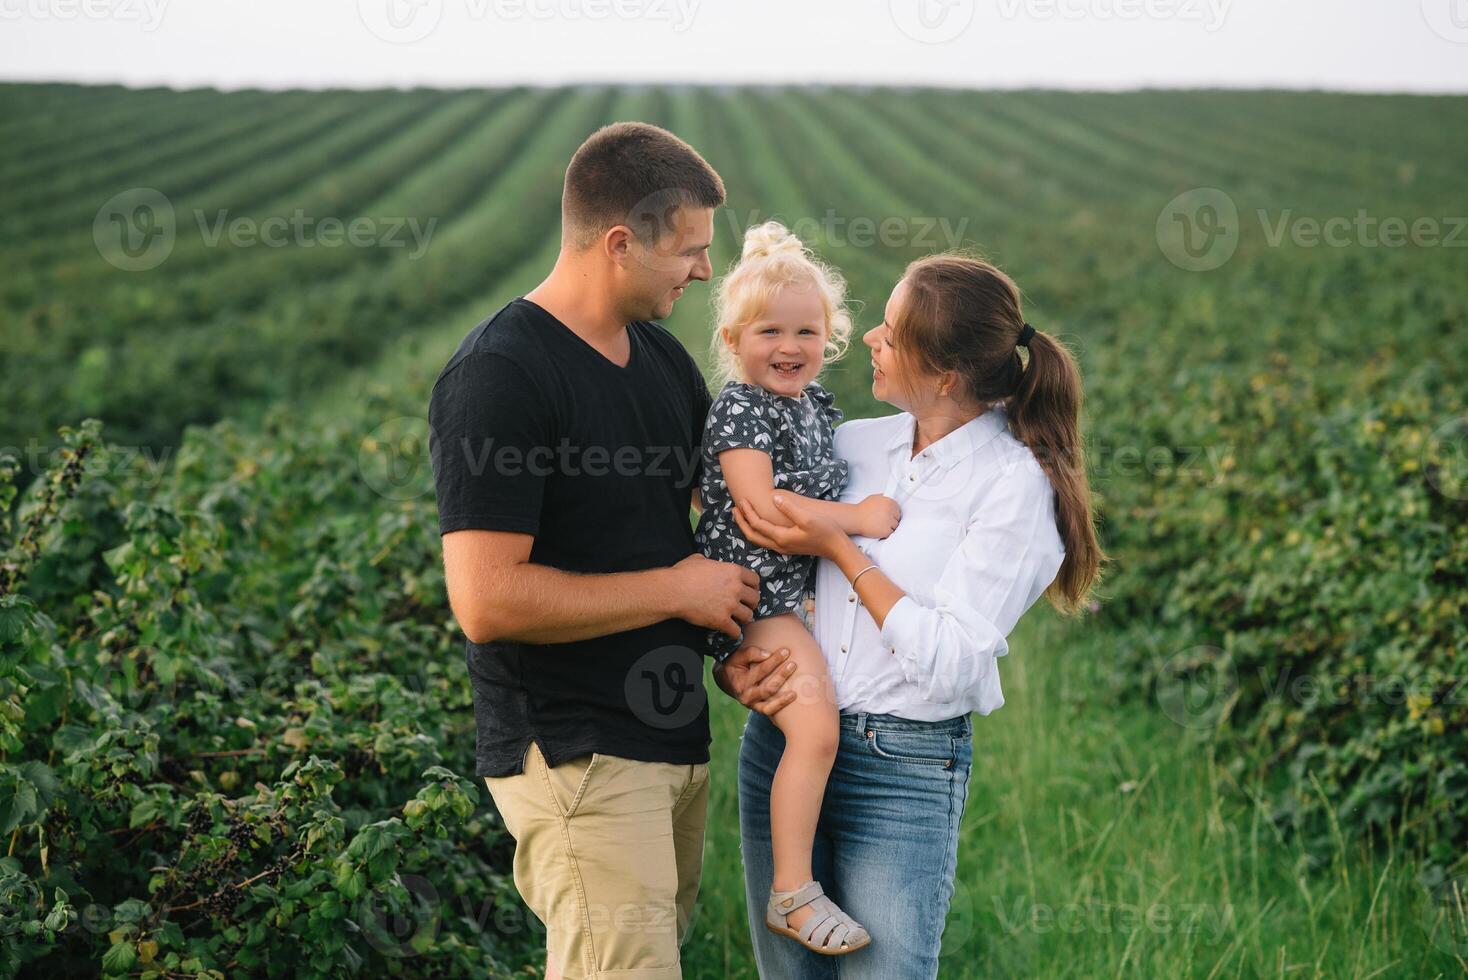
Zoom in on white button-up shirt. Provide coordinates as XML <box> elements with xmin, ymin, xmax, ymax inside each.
<box><xmin>812</xmin><ymin>404</ymin><xmax>1066</xmax><ymax>720</ymax></box>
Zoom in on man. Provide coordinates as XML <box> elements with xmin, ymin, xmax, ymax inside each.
<box><xmin>428</xmin><ymin>122</ymin><xmax>797</xmax><ymax>980</ymax></box>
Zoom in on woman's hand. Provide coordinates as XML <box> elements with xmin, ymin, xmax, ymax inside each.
<box><xmin>733</xmin><ymin>493</ymin><xmax>847</xmax><ymax>559</ymax></box>
<box><xmin>712</xmin><ymin>644</ymin><xmax>799</xmax><ymax>716</ymax></box>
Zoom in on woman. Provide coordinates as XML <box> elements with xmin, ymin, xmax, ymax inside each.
<box><xmin>712</xmin><ymin>253</ymin><xmax>1104</xmax><ymax>979</ymax></box>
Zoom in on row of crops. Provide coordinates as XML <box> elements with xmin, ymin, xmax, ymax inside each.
<box><xmin>2</xmin><ymin>82</ymin><xmax>1466</xmax><ymax>974</ymax></box>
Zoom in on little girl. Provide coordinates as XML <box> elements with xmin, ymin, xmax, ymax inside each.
<box><xmin>694</xmin><ymin>221</ymin><xmax>901</xmax><ymax>956</ymax></box>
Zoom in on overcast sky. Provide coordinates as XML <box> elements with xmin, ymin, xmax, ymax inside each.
<box><xmin>1</xmin><ymin>0</ymin><xmax>1465</xmax><ymax>92</ymax></box>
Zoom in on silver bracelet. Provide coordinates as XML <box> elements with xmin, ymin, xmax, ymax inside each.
<box><xmin>850</xmin><ymin>563</ymin><xmax>879</xmax><ymax>588</ymax></box>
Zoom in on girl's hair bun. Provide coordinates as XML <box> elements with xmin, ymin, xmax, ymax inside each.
<box><xmin>741</xmin><ymin>220</ymin><xmax>805</xmax><ymax>261</ymax></box>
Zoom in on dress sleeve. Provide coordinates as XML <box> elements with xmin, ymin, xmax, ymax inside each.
<box><xmin>704</xmin><ymin>383</ymin><xmax>777</xmax><ymax>456</ymax></box>
<box><xmin>776</xmin><ymin>382</ymin><xmax>847</xmax><ymax>500</ymax></box>
<box><xmin>876</xmin><ymin>464</ymin><xmax>1066</xmax><ymax>708</ymax></box>
<box><xmin>808</xmin><ymin>382</ymin><xmax>845</xmax><ymax>431</ymax></box>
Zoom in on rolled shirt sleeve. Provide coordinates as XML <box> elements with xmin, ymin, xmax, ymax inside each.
<box><xmin>877</xmin><ymin>467</ymin><xmax>1066</xmax><ymax>712</ymax></box>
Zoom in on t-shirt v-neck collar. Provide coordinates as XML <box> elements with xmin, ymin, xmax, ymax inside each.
<box><xmin>517</xmin><ymin>296</ymin><xmax>638</xmax><ymax>373</ymax></box>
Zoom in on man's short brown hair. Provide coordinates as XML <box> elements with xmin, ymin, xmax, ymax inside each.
<box><xmin>562</xmin><ymin>122</ymin><xmax>725</xmax><ymax>250</ymax></box>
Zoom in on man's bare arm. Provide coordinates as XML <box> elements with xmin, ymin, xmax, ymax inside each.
<box><xmin>443</xmin><ymin>529</ymin><xmax>757</xmax><ymax>645</ymax></box>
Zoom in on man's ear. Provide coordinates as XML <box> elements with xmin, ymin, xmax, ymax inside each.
<box><xmin>602</xmin><ymin>224</ymin><xmax>635</xmax><ymax>265</ymax></box>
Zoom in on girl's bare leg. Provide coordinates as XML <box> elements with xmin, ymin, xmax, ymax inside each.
<box><xmin>741</xmin><ymin>612</ymin><xmax>840</xmax><ymax>934</ymax></box>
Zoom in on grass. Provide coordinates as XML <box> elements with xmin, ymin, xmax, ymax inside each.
<box><xmin>678</xmin><ymin>613</ymin><xmax>1467</xmax><ymax>978</ymax></box>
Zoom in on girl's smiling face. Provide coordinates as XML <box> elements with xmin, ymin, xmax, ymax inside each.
<box><xmin>725</xmin><ymin>284</ymin><xmax>828</xmax><ymax>398</ymax></box>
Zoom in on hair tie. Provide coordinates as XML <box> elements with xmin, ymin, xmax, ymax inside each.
<box><xmin>1017</xmin><ymin>322</ymin><xmax>1036</xmax><ymax>348</ymax></box>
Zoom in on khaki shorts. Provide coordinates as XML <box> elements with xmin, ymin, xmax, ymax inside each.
<box><xmin>484</xmin><ymin>741</ymin><xmax>710</xmax><ymax>979</ymax></box>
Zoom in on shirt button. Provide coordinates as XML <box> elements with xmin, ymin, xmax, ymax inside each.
<box><xmin>847</xmin><ymin>593</ymin><xmax>856</xmax><ymax>602</ymax></box>
<box><xmin>841</xmin><ymin>645</ymin><xmax>848</xmax><ymax>652</ymax></box>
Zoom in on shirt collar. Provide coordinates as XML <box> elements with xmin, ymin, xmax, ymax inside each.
<box><xmin>884</xmin><ymin>403</ymin><xmax>1011</xmax><ymax>471</ymax></box>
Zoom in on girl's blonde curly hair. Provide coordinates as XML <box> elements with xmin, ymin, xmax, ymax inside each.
<box><xmin>709</xmin><ymin>220</ymin><xmax>854</xmax><ymax>388</ymax></box>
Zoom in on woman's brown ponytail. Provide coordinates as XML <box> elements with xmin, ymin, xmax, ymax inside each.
<box><xmin>1007</xmin><ymin>327</ymin><xmax>1102</xmax><ymax>612</ymax></box>
<box><xmin>891</xmin><ymin>253</ymin><xmax>1104</xmax><ymax>613</ymax></box>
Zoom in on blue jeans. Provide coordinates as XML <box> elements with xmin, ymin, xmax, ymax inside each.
<box><xmin>737</xmin><ymin>708</ymin><xmax>974</xmax><ymax>979</ymax></box>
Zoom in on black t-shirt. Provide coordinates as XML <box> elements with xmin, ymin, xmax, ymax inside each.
<box><xmin>428</xmin><ymin>297</ymin><xmax>715</xmax><ymax>777</ymax></box>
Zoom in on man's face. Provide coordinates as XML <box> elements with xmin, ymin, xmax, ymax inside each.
<box><xmin>622</xmin><ymin>205</ymin><xmax>715</xmax><ymax>321</ymax></box>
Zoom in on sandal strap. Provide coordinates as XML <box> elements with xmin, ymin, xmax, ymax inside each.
<box><xmin>768</xmin><ymin>880</ymin><xmax>872</xmax><ymax>951</ymax></box>
<box><xmin>799</xmin><ymin>907</ymin><xmax>850</xmax><ymax>947</ymax></box>
<box><xmin>770</xmin><ymin>880</ymin><xmax>825</xmax><ymax>915</ymax></box>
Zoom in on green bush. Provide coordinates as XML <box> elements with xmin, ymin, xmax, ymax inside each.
<box><xmin>1087</xmin><ymin>308</ymin><xmax>1467</xmax><ymax>879</ymax></box>
<box><xmin>0</xmin><ymin>415</ymin><xmax>538</xmax><ymax>977</ymax></box>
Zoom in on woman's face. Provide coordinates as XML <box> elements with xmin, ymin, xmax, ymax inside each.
<box><xmin>864</xmin><ymin>279</ymin><xmax>925</xmax><ymax>413</ymax></box>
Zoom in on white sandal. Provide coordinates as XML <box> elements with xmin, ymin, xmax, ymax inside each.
<box><xmin>765</xmin><ymin>880</ymin><xmax>871</xmax><ymax>955</ymax></box>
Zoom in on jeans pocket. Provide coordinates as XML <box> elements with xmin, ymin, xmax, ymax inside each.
<box><xmin>540</xmin><ymin>749</ymin><xmax>603</xmax><ymax>819</ymax></box>
<box><xmin>865</xmin><ymin>728</ymin><xmax>956</xmax><ymax>767</ymax></box>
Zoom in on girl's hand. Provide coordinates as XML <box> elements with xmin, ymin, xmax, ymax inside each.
<box><xmin>854</xmin><ymin>493</ymin><xmax>902</xmax><ymax>539</ymax></box>
<box><xmin>733</xmin><ymin>494</ymin><xmax>846</xmax><ymax>559</ymax></box>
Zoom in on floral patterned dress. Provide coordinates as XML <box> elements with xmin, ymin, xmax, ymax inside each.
<box><xmin>694</xmin><ymin>380</ymin><xmax>849</xmax><ymax>662</ymax></box>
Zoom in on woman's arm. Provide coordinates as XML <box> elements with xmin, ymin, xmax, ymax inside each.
<box><xmin>872</xmin><ymin>479</ymin><xmax>1064</xmax><ymax>705</ymax></box>
<box><xmin>720</xmin><ymin>449</ymin><xmax>898</xmax><ymax>538</ymax></box>
<box><xmin>730</xmin><ymin>496</ymin><xmax>908</xmax><ymax>627</ymax></box>
<box><xmin>825</xmin><ymin>535</ymin><xmax>907</xmax><ymax>627</ymax></box>
<box><xmin>734</xmin><ymin>475</ymin><xmax>1064</xmax><ymax>707</ymax></box>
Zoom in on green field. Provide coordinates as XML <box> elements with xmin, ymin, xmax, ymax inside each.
<box><xmin>1</xmin><ymin>83</ymin><xmax>1465</xmax><ymax>977</ymax></box>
